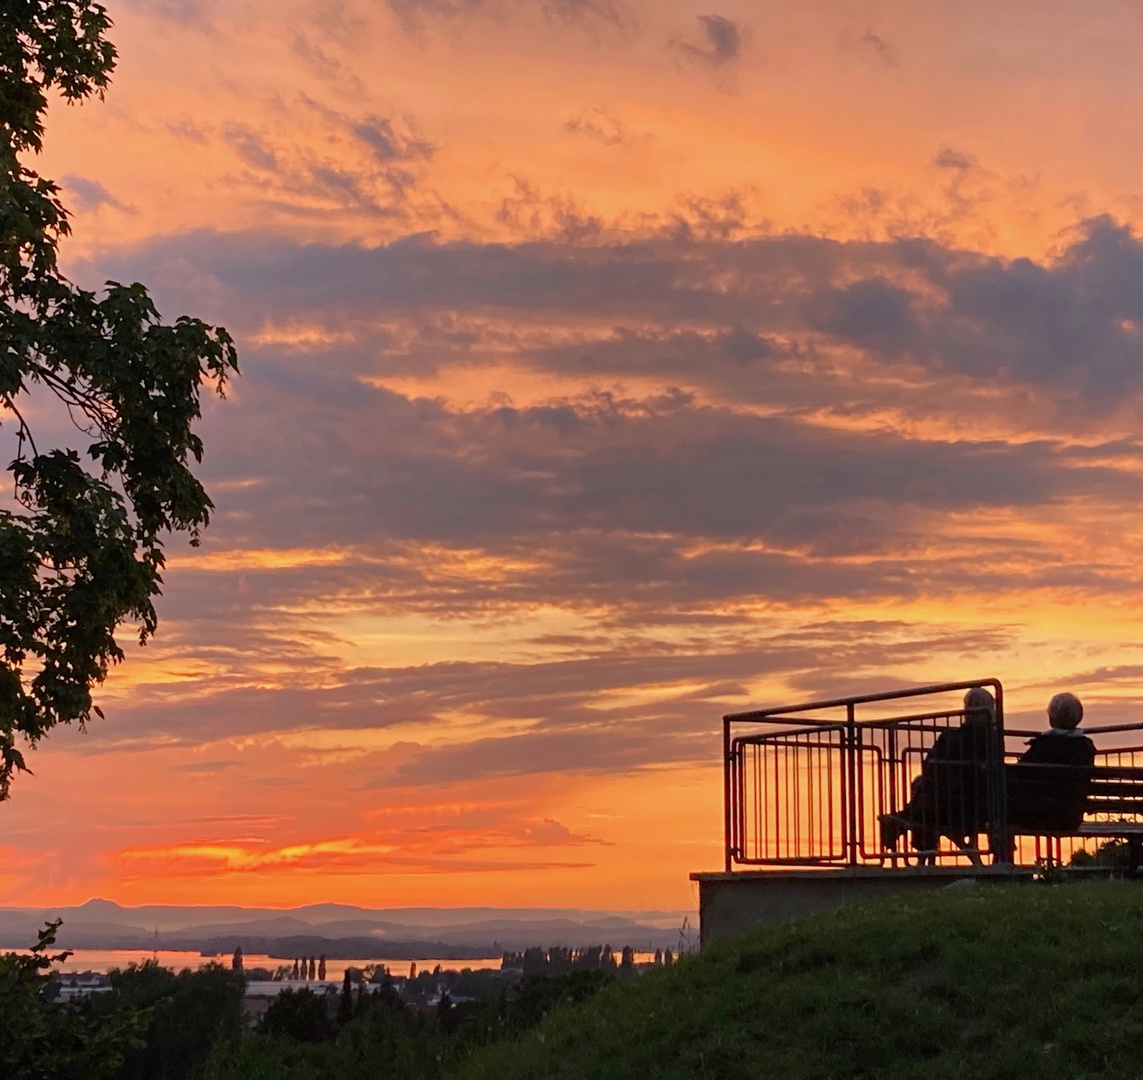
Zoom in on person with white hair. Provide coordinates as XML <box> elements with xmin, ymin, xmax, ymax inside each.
<box><xmin>1047</xmin><ymin>692</ymin><xmax>1085</xmax><ymax>732</ymax></box>
<box><xmin>880</xmin><ymin>686</ymin><xmax>1003</xmax><ymax>865</ymax></box>
<box><xmin>1007</xmin><ymin>692</ymin><xmax>1096</xmax><ymax>835</ymax></box>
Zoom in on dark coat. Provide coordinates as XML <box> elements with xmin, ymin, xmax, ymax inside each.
<box><xmin>1007</xmin><ymin>731</ymin><xmax>1096</xmax><ymax>834</ymax></box>
<box><xmin>903</xmin><ymin>722</ymin><xmax>1003</xmax><ymax>850</ymax></box>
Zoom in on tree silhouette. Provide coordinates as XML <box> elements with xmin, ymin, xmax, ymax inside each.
<box><xmin>437</xmin><ymin>989</ymin><xmax>457</xmax><ymax>1033</ymax></box>
<box><xmin>0</xmin><ymin>1</ymin><xmax>238</xmax><ymax>797</ymax></box>
<box><xmin>336</xmin><ymin>971</ymin><xmax>353</xmax><ymax>1027</ymax></box>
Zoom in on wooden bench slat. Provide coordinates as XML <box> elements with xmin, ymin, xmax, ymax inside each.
<box><xmin>1077</xmin><ymin>823</ymin><xmax>1143</xmax><ymax>837</ymax></box>
<box><xmin>1090</xmin><ymin>766</ymin><xmax>1143</xmax><ymax>780</ymax></box>
<box><xmin>1086</xmin><ymin>781</ymin><xmax>1143</xmax><ymax>797</ymax></box>
<box><xmin>1007</xmin><ymin>763</ymin><xmax>1143</xmax><ymax>781</ymax></box>
<box><xmin>1083</xmin><ymin>799</ymin><xmax>1143</xmax><ymax>815</ymax></box>
<box><xmin>1010</xmin><ymin>763</ymin><xmax>1143</xmax><ymax>781</ymax></box>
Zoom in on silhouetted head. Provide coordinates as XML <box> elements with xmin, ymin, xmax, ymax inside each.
<box><xmin>1047</xmin><ymin>692</ymin><xmax>1083</xmax><ymax>731</ymax></box>
<box><xmin>963</xmin><ymin>687</ymin><xmax>996</xmax><ymax>726</ymax></box>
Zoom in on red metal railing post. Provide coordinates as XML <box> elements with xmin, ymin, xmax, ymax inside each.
<box><xmin>724</xmin><ymin>715</ymin><xmax>733</xmax><ymax>872</ymax></box>
<box><xmin>847</xmin><ymin>701</ymin><xmax>858</xmax><ymax>867</ymax></box>
<box><xmin>992</xmin><ymin>680</ymin><xmax>1011</xmax><ymax>865</ymax></box>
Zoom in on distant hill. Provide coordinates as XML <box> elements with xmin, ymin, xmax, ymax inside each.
<box><xmin>452</xmin><ymin>881</ymin><xmax>1143</xmax><ymax>1079</ymax></box>
<box><xmin>0</xmin><ymin>899</ymin><xmax>691</xmax><ymax>953</ymax></box>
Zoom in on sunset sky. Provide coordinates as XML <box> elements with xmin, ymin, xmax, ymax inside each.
<box><xmin>5</xmin><ymin>0</ymin><xmax>1143</xmax><ymax>912</ymax></box>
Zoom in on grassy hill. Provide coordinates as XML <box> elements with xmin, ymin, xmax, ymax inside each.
<box><xmin>453</xmin><ymin>881</ymin><xmax>1143</xmax><ymax>1080</ymax></box>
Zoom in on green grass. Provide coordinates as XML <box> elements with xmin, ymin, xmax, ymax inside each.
<box><xmin>452</xmin><ymin>882</ymin><xmax>1143</xmax><ymax>1080</ymax></box>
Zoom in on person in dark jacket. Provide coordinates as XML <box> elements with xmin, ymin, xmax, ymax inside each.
<box><xmin>880</xmin><ymin>687</ymin><xmax>1003</xmax><ymax>865</ymax></box>
<box><xmin>1007</xmin><ymin>692</ymin><xmax>1095</xmax><ymax>835</ymax></box>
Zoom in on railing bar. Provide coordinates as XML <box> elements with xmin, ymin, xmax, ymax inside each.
<box><xmin>814</xmin><ymin>735</ymin><xmax>821</xmax><ymax>858</ymax></box>
<box><xmin>740</xmin><ymin>744</ymin><xmax>748</xmax><ymax>861</ymax></box>
<box><xmin>769</xmin><ymin>736</ymin><xmax>778</xmax><ymax>861</ymax></box>
<box><xmin>734</xmin><ymin>719</ymin><xmax>976</xmax><ymax>742</ymax></box>
<box><xmin>784</xmin><ymin>734</ymin><xmax>792</xmax><ymax>860</ymax></box>
<box><xmin>826</xmin><ymin>732</ymin><xmax>834</xmax><ymax>858</ymax></box>
<box><xmin>804</xmin><ymin>736</ymin><xmax>812</xmax><ymax>857</ymax></box>
<box><xmin>1078</xmin><ymin>721</ymin><xmax>1143</xmax><ymax>736</ymax></box>
<box><xmin>732</xmin><ymin>711</ymin><xmax>971</xmax><ymax>732</ymax></box>
<box><xmin>724</xmin><ymin>678</ymin><xmax>1003</xmax><ymax>722</ymax></box>
<box><xmin>847</xmin><ymin>702</ymin><xmax>857</xmax><ymax>865</ymax></box>
<box><xmin>773</xmin><ymin>739</ymin><xmax>780</xmax><ymax>861</ymax></box>
<box><xmin>755</xmin><ymin>745</ymin><xmax>762</xmax><ymax>860</ymax></box>
<box><xmin>723</xmin><ymin>716</ymin><xmax>732</xmax><ymax>871</ymax></box>
<box><xmin>794</xmin><ymin>734</ymin><xmax>803</xmax><ymax>859</ymax></box>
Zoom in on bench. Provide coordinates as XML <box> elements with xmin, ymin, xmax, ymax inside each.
<box><xmin>1003</xmin><ymin>762</ymin><xmax>1143</xmax><ymax>869</ymax></box>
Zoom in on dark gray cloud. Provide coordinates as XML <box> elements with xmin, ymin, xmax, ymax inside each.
<box><xmin>934</xmin><ymin>146</ymin><xmax>975</xmax><ymax>171</ymax></box>
<box><xmin>564</xmin><ymin>109</ymin><xmax>649</xmax><ymax>149</ymax></box>
<box><xmin>88</xmin><ymin>621</ymin><xmax>1017</xmax><ymax>769</ymax></box>
<box><xmin>352</xmin><ymin>115</ymin><xmax>435</xmax><ymax>163</ymax></box>
<box><xmin>387</xmin><ymin>0</ymin><xmax>628</xmax><ymax>31</ymax></box>
<box><xmin>60</xmin><ymin>221</ymin><xmax>1143</xmax><ymax>626</ymax></box>
<box><xmin>291</xmin><ymin>32</ymin><xmax>364</xmax><ymax>90</ymax></box>
<box><xmin>167</xmin><ymin>366</ymin><xmax>1137</xmax><ymax>585</ymax></box>
<box><xmin>57</xmin><ymin>217</ymin><xmax>1143</xmax><ymax>766</ymax></box>
<box><xmin>104</xmin><ymin>216</ymin><xmax>1143</xmax><ymax>407</ymax></box>
<box><xmin>123</xmin><ymin>0</ymin><xmax>214</xmax><ymax>25</ymax></box>
<box><xmin>62</xmin><ymin>175</ymin><xmax>128</xmax><ymax>213</ymax></box>
<box><xmin>854</xmin><ymin>29</ymin><xmax>898</xmax><ymax>69</ymax></box>
<box><xmin>675</xmin><ymin>14</ymin><xmax>744</xmax><ymax>68</ymax></box>
<box><xmin>217</xmin><ymin>108</ymin><xmax>439</xmax><ymax>217</ymax></box>
<box><xmin>170</xmin><ymin>760</ymin><xmax>242</xmax><ymax>773</ymax></box>
<box><xmin>222</xmin><ymin>125</ymin><xmax>279</xmax><ymax>171</ymax></box>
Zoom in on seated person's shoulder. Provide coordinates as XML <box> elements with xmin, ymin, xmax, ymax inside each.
<box><xmin>1020</xmin><ymin>732</ymin><xmax>1095</xmax><ymax>766</ymax></box>
<box><xmin>926</xmin><ymin>724</ymin><xmax>986</xmax><ymax>759</ymax></box>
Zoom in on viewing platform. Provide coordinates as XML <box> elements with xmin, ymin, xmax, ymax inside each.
<box><xmin>691</xmin><ymin>865</ymin><xmax>1033</xmax><ymax>945</ymax></box>
<box><xmin>692</xmin><ymin>679</ymin><xmax>1143</xmax><ymax>944</ymax></box>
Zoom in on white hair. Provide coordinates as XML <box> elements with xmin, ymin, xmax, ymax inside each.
<box><xmin>963</xmin><ymin>687</ymin><xmax>996</xmax><ymax>724</ymax></box>
<box><xmin>1047</xmin><ymin>692</ymin><xmax>1083</xmax><ymax>731</ymax></box>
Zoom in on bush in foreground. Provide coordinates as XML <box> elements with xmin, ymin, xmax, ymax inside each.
<box><xmin>0</xmin><ymin>922</ymin><xmax>141</xmax><ymax>1080</ymax></box>
<box><xmin>201</xmin><ymin>970</ymin><xmax>612</xmax><ymax>1080</ymax></box>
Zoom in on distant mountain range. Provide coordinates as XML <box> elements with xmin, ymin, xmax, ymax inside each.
<box><xmin>0</xmin><ymin>899</ymin><xmax>694</xmax><ymax>955</ymax></box>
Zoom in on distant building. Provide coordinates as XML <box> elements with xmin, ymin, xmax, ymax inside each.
<box><xmin>54</xmin><ymin>971</ymin><xmax>112</xmax><ymax>1002</ymax></box>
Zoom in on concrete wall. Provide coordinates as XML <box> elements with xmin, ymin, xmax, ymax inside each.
<box><xmin>691</xmin><ymin>866</ymin><xmax>1033</xmax><ymax>946</ymax></box>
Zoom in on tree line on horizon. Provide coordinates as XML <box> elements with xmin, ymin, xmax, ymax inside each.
<box><xmin>500</xmin><ymin>944</ymin><xmax>676</xmax><ymax>974</ymax></box>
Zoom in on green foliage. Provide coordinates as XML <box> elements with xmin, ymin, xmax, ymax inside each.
<box><xmin>93</xmin><ymin>960</ymin><xmax>245</xmax><ymax>1080</ymax></box>
<box><xmin>0</xmin><ymin>920</ymin><xmax>142</xmax><ymax>1080</ymax></box>
<box><xmin>201</xmin><ymin>970</ymin><xmax>615</xmax><ymax>1080</ymax></box>
<box><xmin>0</xmin><ymin>1</ymin><xmax>237</xmax><ymax>796</ymax></box>
<box><xmin>1070</xmin><ymin>839</ymin><xmax>1134</xmax><ymax>868</ymax></box>
<box><xmin>205</xmin><ymin>995</ymin><xmax>448</xmax><ymax>1080</ymax></box>
<box><xmin>456</xmin><ymin>970</ymin><xmax>609</xmax><ymax>1047</ymax></box>
<box><xmin>455</xmin><ymin>882</ymin><xmax>1143</xmax><ymax>1080</ymax></box>
<box><xmin>261</xmin><ymin>988</ymin><xmax>334</xmax><ymax>1045</ymax></box>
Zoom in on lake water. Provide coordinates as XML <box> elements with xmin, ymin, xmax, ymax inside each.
<box><xmin>29</xmin><ymin>949</ymin><xmax>504</xmax><ymax>980</ymax></box>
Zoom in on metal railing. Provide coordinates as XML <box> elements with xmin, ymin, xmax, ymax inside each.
<box><xmin>723</xmin><ymin>680</ymin><xmax>1143</xmax><ymax>871</ymax></box>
